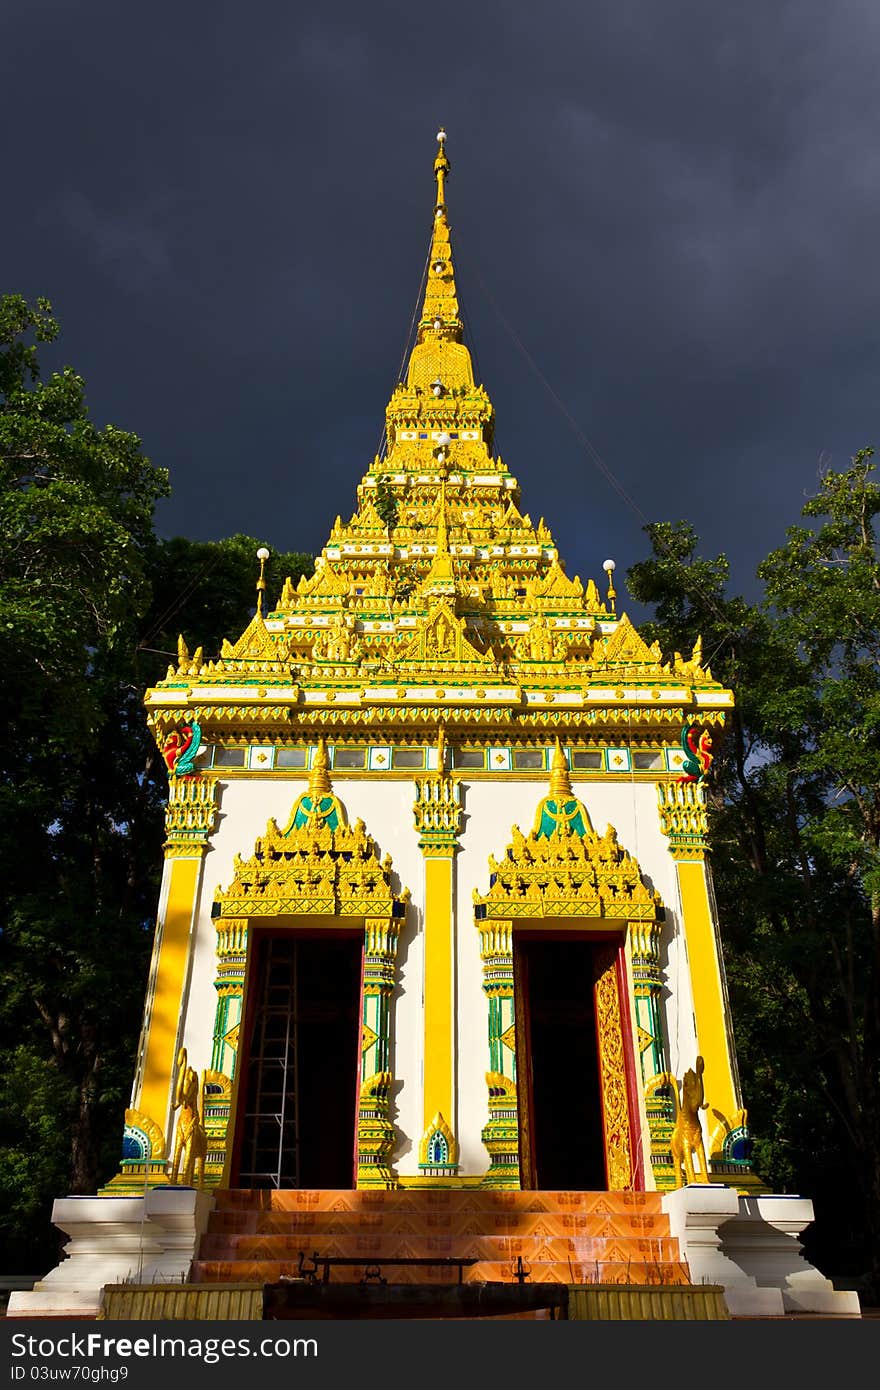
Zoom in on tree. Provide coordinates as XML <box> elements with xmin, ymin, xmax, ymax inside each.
<box><xmin>137</xmin><ymin>534</ymin><xmax>312</xmax><ymax>688</ymax></box>
<box><xmin>627</xmin><ymin>450</ymin><xmax>880</xmax><ymax>1299</ymax></box>
<box><xmin>0</xmin><ymin>293</ymin><xmax>170</xmax><ymax>1267</ymax></box>
<box><xmin>0</xmin><ymin>295</ymin><xmax>313</xmax><ymax>1270</ymax></box>
<box><xmin>373</xmin><ymin>476</ymin><xmax>398</xmax><ymax>533</ymax></box>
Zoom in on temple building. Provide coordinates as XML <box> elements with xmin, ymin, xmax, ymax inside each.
<box><xmin>10</xmin><ymin>132</ymin><xmax>859</xmax><ymax>1320</ymax></box>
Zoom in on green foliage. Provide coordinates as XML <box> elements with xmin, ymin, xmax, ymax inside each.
<box><xmin>0</xmin><ymin>295</ymin><xmax>313</xmax><ymax>1272</ymax></box>
<box><xmin>0</xmin><ymin>293</ymin><xmax>170</xmax><ymax>1267</ymax></box>
<box><xmin>373</xmin><ymin>476</ymin><xmax>398</xmax><ymax>533</ymax></box>
<box><xmin>137</xmin><ymin>534</ymin><xmax>312</xmax><ymax>687</ymax></box>
<box><xmin>627</xmin><ymin>450</ymin><xmax>880</xmax><ymax>1297</ymax></box>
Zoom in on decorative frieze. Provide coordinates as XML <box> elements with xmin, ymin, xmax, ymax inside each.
<box><xmin>657</xmin><ymin>780</ymin><xmax>709</xmax><ymax>859</ymax></box>
<box><xmin>163</xmin><ymin>775</ymin><xmax>219</xmax><ymax>856</ymax></box>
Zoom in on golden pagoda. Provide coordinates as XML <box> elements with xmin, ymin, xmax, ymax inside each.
<box><xmin>13</xmin><ymin>132</ymin><xmax>859</xmax><ymax>1320</ymax></box>
<box><xmin>118</xmin><ymin>125</ymin><xmax>744</xmax><ymax>1195</ymax></box>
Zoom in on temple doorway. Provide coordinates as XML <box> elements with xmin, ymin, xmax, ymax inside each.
<box><xmin>514</xmin><ymin>935</ymin><xmax>608</xmax><ymax>1190</ymax></box>
<box><xmin>232</xmin><ymin>932</ymin><xmax>363</xmax><ymax>1189</ymax></box>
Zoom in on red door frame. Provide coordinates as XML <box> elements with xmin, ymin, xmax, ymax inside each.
<box><xmin>228</xmin><ymin>924</ymin><xmax>365</xmax><ymax>1190</ymax></box>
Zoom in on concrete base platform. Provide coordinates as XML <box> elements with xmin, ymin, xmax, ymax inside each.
<box><xmin>7</xmin><ymin>1188</ymin><xmax>214</xmax><ymax>1319</ymax></box>
<box><xmin>662</xmin><ymin>1186</ymin><xmax>861</xmax><ymax>1318</ymax></box>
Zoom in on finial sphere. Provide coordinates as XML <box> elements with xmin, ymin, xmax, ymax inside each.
<box><xmin>437</xmin><ymin>128</ymin><xmax>446</xmax><ymax>142</ymax></box>
<box><xmin>603</xmin><ymin>558</ymin><xmax>616</xmax><ymax>573</ymax></box>
<box><xmin>257</xmin><ymin>547</ymin><xmax>270</xmax><ymax>561</ymax></box>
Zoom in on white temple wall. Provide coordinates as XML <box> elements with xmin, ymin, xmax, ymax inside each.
<box><xmin>451</xmin><ymin>777</ymin><xmax>700</xmax><ymax>1172</ymax></box>
<box><xmin>130</xmin><ymin>858</ymin><xmax>173</xmax><ymax>1113</ymax></box>
<box><xmin>175</xmin><ymin>770</ymin><xmax>702</xmax><ymax>1179</ymax></box>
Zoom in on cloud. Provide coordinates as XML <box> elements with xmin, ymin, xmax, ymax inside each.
<box><xmin>3</xmin><ymin>0</ymin><xmax>878</xmax><ymax>601</ymax></box>
<box><xmin>56</xmin><ymin>191</ymin><xmax>174</xmax><ymax>288</ymax></box>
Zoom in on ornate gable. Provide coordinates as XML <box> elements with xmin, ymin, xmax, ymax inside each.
<box><xmin>214</xmin><ymin>754</ymin><xmax>409</xmax><ymax>921</ymax></box>
<box><xmin>399</xmin><ymin>601</ymin><xmax>495</xmax><ymax>668</ymax></box>
<box><xmin>474</xmin><ymin>742</ymin><xmax>662</xmax><ymax>922</ymax></box>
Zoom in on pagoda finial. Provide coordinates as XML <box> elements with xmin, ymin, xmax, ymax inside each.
<box><xmin>434</xmin><ymin>128</ymin><xmax>450</xmax><ymax>212</ymax></box>
<box><xmin>410</xmin><ymin>130</ymin><xmax>464</xmax><ymax>351</ymax></box>
<box><xmin>549</xmin><ymin>739</ymin><xmax>573</xmax><ymax>800</ymax></box>
<box><xmin>435</xmin><ymin>442</ymin><xmax>450</xmax><ymax>548</ymax></box>
<box><xmin>421</xmin><ymin>439</ymin><xmax>457</xmax><ymax>596</ymax></box>
<box><xmin>309</xmin><ymin>737</ymin><xmax>333</xmax><ymax>799</ymax></box>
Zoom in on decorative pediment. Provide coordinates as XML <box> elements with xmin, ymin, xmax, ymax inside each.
<box><xmin>214</xmin><ymin>744</ymin><xmax>409</xmax><ymax>920</ymax></box>
<box><xmin>473</xmin><ymin>742</ymin><xmax>662</xmax><ymax>922</ymax></box>
<box><xmin>281</xmin><ymin>738</ymin><xmax>345</xmax><ymax>832</ymax></box>
<box><xmin>528</xmin><ymin>559</ymin><xmax>584</xmax><ymax>602</ymax></box>
<box><xmin>220</xmin><ymin>612</ymin><xmax>275</xmax><ymax>661</ymax></box>
<box><xmin>297</xmin><ymin>562</ymin><xmax>350</xmax><ymax>598</ymax></box>
<box><xmin>591</xmin><ymin>613</ymin><xmax>657</xmax><ymax>666</ymax></box>
<box><xmin>398</xmin><ymin>601</ymin><xmax>494</xmax><ymax>667</ymax></box>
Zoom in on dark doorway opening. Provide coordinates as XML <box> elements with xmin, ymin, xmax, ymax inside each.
<box><xmin>234</xmin><ymin>933</ymin><xmax>362</xmax><ymax>1189</ymax></box>
<box><xmin>515</xmin><ymin>936</ymin><xmax>607</xmax><ymax>1190</ymax></box>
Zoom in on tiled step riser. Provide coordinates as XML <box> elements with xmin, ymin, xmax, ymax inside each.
<box><xmin>207</xmin><ymin>1212</ymin><xmax>670</xmax><ymax>1238</ymax></box>
<box><xmin>212</xmin><ymin>1190</ymin><xmax>665</xmax><ymax>1216</ymax></box>
<box><xmin>195</xmin><ymin>1190</ymin><xmax>688</xmax><ymax>1291</ymax></box>
<box><xmin>198</xmin><ymin>1234</ymin><xmax>682</xmax><ymax>1262</ymax></box>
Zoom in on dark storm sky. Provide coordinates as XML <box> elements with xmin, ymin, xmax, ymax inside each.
<box><xmin>5</xmin><ymin>1</ymin><xmax>879</xmax><ymax>608</ymax></box>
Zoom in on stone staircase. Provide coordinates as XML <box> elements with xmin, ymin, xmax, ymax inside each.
<box><xmin>192</xmin><ymin>1189</ymin><xmax>692</xmax><ymax>1288</ymax></box>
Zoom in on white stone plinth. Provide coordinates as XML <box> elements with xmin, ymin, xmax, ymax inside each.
<box><xmin>662</xmin><ymin>1186</ymin><xmax>861</xmax><ymax>1318</ymax></box>
<box><xmin>6</xmin><ymin>1188</ymin><xmax>215</xmax><ymax>1319</ymax></box>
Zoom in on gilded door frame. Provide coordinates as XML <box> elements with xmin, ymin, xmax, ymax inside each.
<box><xmin>474</xmin><ymin>784</ymin><xmax>663</xmax><ymax>1191</ymax></box>
<box><xmin>209</xmin><ymin>796</ymin><xmax>409</xmax><ymax>1190</ymax></box>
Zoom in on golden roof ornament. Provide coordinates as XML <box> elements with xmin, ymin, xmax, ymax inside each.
<box><xmin>309</xmin><ymin>737</ymin><xmax>333</xmax><ymax>799</ymax></box>
<box><xmin>256</xmin><ymin>546</ymin><xmax>270</xmax><ymax>616</ymax></box>
<box><xmin>434</xmin><ymin>127</ymin><xmax>450</xmax><ymax>210</ymax></box>
<box><xmin>602</xmin><ymin>558</ymin><xmax>617</xmax><ymax>614</ymax></box>
<box><xmin>548</xmin><ymin>739</ymin><xmax>574</xmax><ymax>800</ymax></box>
<box><xmin>142</xmin><ymin>130</ymin><xmax>736</xmax><ymax>745</ymax></box>
<box><xmin>421</xmin><ymin>447</ymin><xmax>457</xmax><ymax>596</ymax></box>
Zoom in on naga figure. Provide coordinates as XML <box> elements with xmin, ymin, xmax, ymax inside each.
<box><xmin>163</xmin><ymin>720</ymin><xmax>202</xmax><ymax>777</ymax></box>
<box><xmin>670</xmin><ymin>1055</ymin><xmax>710</xmax><ymax>1187</ymax></box>
<box><xmin>678</xmin><ymin>724</ymin><xmax>713</xmax><ymax>784</ymax></box>
<box><xmin>169</xmin><ymin>1046</ymin><xmax>207</xmax><ymax>1188</ymax></box>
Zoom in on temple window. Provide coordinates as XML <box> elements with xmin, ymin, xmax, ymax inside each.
<box><xmin>454</xmin><ymin>748</ymin><xmax>485</xmax><ymax>769</ymax></box>
<box><xmin>391</xmin><ymin>748</ymin><xmax>425</xmax><ymax>769</ymax></box>
<box><xmin>512</xmin><ymin>749</ymin><xmax>545</xmax><ymax>771</ymax></box>
<box><xmin>213</xmin><ymin>747</ymin><xmax>246</xmax><ymax>768</ymax></box>
<box><xmin>572</xmin><ymin>751</ymin><xmax>603</xmax><ymax>770</ymax></box>
<box><xmin>633</xmin><ymin>751</ymin><xmax>664</xmax><ymax>770</ymax></box>
<box><xmin>276</xmin><ymin>748</ymin><xmax>308</xmax><ymax>768</ymax></box>
<box><xmin>333</xmin><ymin>747</ymin><xmax>366</xmax><ymax>769</ymax></box>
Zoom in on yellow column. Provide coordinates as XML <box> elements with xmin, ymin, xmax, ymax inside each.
<box><xmin>131</xmin><ymin>775</ymin><xmax>219</xmax><ymax>1141</ymax></box>
<box><xmin>657</xmin><ymin>782</ymin><xmax>741</xmax><ymax>1127</ymax></box>
<box><xmin>413</xmin><ymin>765</ymin><xmax>462</xmax><ymax>1176</ymax></box>
<box><xmin>422</xmin><ymin>849</ymin><xmax>455</xmax><ymax>1128</ymax></box>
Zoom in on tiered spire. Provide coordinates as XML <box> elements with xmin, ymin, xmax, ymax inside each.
<box><xmin>148</xmin><ymin>132</ymin><xmax>732</xmax><ymax>738</ymax></box>
<box><xmin>215</xmin><ymin>135</ymin><xmax>715</xmax><ymax>684</ymax></box>
<box><xmin>407</xmin><ymin>128</ymin><xmax>468</xmax><ymax>388</ymax></box>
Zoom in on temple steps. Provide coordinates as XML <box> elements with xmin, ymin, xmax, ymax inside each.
<box><xmin>191</xmin><ymin>1189</ymin><xmax>690</xmax><ymax>1290</ymax></box>
<box><xmin>212</xmin><ymin>1188</ymin><xmax>663</xmax><ymax>1212</ymax></box>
